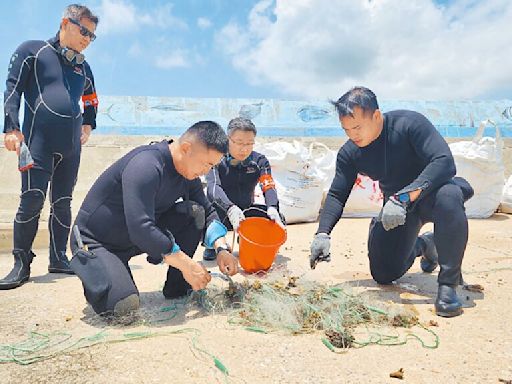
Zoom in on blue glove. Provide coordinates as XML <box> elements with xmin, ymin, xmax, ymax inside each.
<box><xmin>379</xmin><ymin>196</ymin><xmax>407</xmax><ymax>231</ymax></box>
<box><xmin>204</xmin><ymin>220</ymin><xmax>228</xmax><ymax>248</ymax></box>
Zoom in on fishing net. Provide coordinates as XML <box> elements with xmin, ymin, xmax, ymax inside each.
<box><xmin>0</xmin><ymin>270</ymin><xmax>438</xmax><ymax>369</ymax></box>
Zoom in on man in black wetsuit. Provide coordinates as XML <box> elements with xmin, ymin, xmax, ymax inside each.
<box><xmin>204</xmin><ymin>117</ymin><xmax>285</xmax><ymax>260</ymax></box>
<box><xmin>309</xmin><ymin>87</ymin><xmax>474</xmax><ymax>317</ymax></box>
<box><xmin>70</xmin><ymin>121</ymin><xmax>239</xmax><ymax>315</ymax></box>
<box><xmin>0</xmin><ymin>4</ymin><xmax>99</xmax><ymax>290</ymax></box>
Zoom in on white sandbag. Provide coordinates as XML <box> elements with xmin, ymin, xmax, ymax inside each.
<box><xmin>449</xmin><ymin>120</ymin><xmax>505</xmax><ymax>218</ymax></box>
<box><xmin>343</xmin><ymin>174</ymin><xmax>383</xmax><ymax>217</ymax></box>
<box><xmin>254</xmin><ymin>141</ymin><xmax>335</xmax><ymax>223</ymax></box>
<box><xmin>310</xmin><ymin>142</ymin><xmax>337</xmax><ymax>194</ymax></box>
<box><xmin>500</xmin><ymin>175</ymin><xmax>512</xmax><ymax>214</ymax></box>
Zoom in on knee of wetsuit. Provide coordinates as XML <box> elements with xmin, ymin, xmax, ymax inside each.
<box><xmin>174</xmin><ymin>201</ymin><xmax>206</xmax><ymax>230</ymax></box>
<box><xmin>189</xmin><ymin>201</ymin><xmax>205</xmax><ymax>230</ymax></box>
<box><xmin>453</xmin><ymin>177</ymin><xmax>474</xmax><ymax>202</ymax></box>
<box><xmin>17</xmin><ymin>190</ymin><xmax>46</xmax><ymax>218</ymax></box>
<box><xmin>370</xmin><ymin>269</ymin><xmax>396</xmax><ymax>285</ymax></box>
<box><xmin>52</xmin><ymin>196</ymin><xmax>72</xmax><ymax>211</ymax></box>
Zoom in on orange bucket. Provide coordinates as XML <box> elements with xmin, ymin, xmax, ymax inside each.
<box><xmin>237</xmin><ymin>217</ymin><xmax>287</xmax><ymax>273</ymax></box>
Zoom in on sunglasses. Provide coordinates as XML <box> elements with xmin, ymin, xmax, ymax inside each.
<box><xmin>68</xmin><ymin>18</ymin><xmax>96</xmax><ymax>41</ymax></box>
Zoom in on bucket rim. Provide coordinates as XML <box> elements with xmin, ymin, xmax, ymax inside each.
<box><xmin>237</xmin><ymin>217</ymin><xmax>287</xmax><ymax>248</ymax></box>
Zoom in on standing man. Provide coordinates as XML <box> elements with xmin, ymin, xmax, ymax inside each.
<box><xmin>310</xmin><ymin>87</ymin><xmax>474</xmax><ymax>317</ymax></box>
<box><xmin>70</xmin><ymin>121</ymin><xmax>238</xmax><ymax>315</ymax></box>
<box><xmin>1</xmin><ymin>4</ymin><xmax>99</xmax><ymax>289</ymax></box>
<box><xmin>204</xmin><ymin>117</ymin><xmax>285</xmax><ymax>260</ymax></box>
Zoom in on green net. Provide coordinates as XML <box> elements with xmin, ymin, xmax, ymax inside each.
<box><xmin>0</xmin><ymin>270</ymin><xmax>439</xmax><ymax>368</ymax></box>
<box><xmin>199</xmin><ymin>272</ymin><xmax>439</xmax><ymax>351</ymax></box>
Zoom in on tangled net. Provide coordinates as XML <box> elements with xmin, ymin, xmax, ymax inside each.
<box><xmin>200</xmin><ymin>271</ymin><xmax>439</xmax><ymax>351</ymax></box>
<box><xmin>0</xmin><ymin>270</ymin><xmax>438</xmax><ymax>367</ymax></box>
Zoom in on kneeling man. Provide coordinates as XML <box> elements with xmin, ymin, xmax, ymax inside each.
<box><xmin>71</xmin><ymin>121</ymin><xmax>238</xmax><ymax>315</ymax></box>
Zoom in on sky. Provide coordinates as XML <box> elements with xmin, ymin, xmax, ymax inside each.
<box><xmin>0</xmin><ymin>0</ymin><xmax>511</xmax><ymax>101</ymax></box>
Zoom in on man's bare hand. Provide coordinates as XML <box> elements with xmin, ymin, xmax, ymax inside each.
<box><xmin>216</xmin><ymin>250</ymin><xmax>238</xmax><ymax>276</ymax></box>
<box><xmin>4</xmin><ymin>130</ymin><xmax>24</xmax><ymax>155</ymax></box>
<box><xmin>81</xmin><ymin>125</ymin><xmax>92</xmax><ymax>145</ymax></box>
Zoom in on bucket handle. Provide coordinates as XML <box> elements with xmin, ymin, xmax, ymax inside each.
<box><xmin>239</xmin><ymin>207</ymin><xmax>287</xmax><ymax>233</ymax></box>
<box><xmin>242</xmin><ymin>207</ymin><xmax>268</xmax><ymax>216</ymax></box>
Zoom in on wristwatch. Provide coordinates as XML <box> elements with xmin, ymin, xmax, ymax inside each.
<box><xmin>215</xmin><ymin>244</ymin><xmax>230</xmax><ymax>255</ymax></box>
<box><xmin>395</xmin><ymin>192</ymin><xmax>411</xmax><ymax>206</ymax></box>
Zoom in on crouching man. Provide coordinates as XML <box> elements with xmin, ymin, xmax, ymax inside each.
<box><xmin>310</xmin><ymin>87</ymin><xmax>474</xmax><ymax>317</ymax></box>
<box><xmin>70</xmin><ymin>121</ymin><xmax>238</xmax><ymax>315</ymax></box>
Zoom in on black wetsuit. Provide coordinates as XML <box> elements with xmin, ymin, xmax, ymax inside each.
<box><xmin>318</xmin><ymin>110</ymin><xmax>473</xmax><ymax>286</ymax></box>
<box><xmin>3</xmin><ymin>35</ymin><xmax>97</xmax><ymax>263</ymax></box>
<box><xmin>206</xmin><ymin>151</ymin><xmax>282</xmax><ymax>228</ymax></box>
<box><xmin>70</xmin><ymin>140</ymin><xmax>219</xmax><ymax>314</ymax></box>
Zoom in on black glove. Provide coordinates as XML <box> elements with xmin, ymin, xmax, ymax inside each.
<box><xmin>379</xmin><ymin>196</ymin><xmax>407</xmax><ymax>231</ymax></box>
<box><xmin>309</xmin><ymin>233</ymin><xmax>331</xmax><ymax>269</ymax></box>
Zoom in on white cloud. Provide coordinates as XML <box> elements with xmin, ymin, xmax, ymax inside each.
<box><xmin>216</xmin><ymin>0</ymin><xmax>512</xmax><ymax>100</ymax></box>
<box><xmin>97</xmin><ymin>0</ymin><xmax>187</xmax><ymax>34</ymax></box>
<box><xmin>197</xmin><ymin>17</ymin><xmax>212</xmax><ymax>29</ymax></box>
<box><xmin>127</xmin><ymin>42</ymin><xmax>142</xmax><ymax>57</ymax></box>
<box><xmin>155</xmin><ymin>50</ymin><xmax>189</xmax><ymax>69</ymax></box>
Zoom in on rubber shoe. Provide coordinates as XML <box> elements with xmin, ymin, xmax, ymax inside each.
<box><xmin>113</xmin><ymin>294</ymin><xmax>140</xmax><ymax>316</ymax></box>
<box><xmin>419</xmin><ymin>231</ymin><xmax>439</xmax><ymax>273</ymax></box>
<box><xmin>0</xmin><ymin>250</ymin><xmax>34</xmax><ymax>290</ymax></box>
<box><xmin>435</xmin><ymin>284</ymin><xmax>463</xmax><ymax>317</ymax></box>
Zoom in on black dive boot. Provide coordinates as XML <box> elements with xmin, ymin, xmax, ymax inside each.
<box><xmin>48</xmin><ymin>250</ymin><xmax>74</xmax><ymax>274</ymax></box>
<box><xmin>0</xmin><ymin>249</ymin><xmax>35</xmax><ymax>290</ymax></box>
<box><xmin>435</xmin><ymin>284</ymin><xmax>463</xmax><ymax>317</ymax></box>
<box><xmin>419</xmin><ymin>231</ymin><xmax>439</xmax><ymax>273</ymax></box>
<box><xmin>202</xmin><ymin>248</ymin><xmax>216</xmax><ymax>261</ymax></box>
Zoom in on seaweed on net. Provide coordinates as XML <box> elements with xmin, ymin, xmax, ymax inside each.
<box><xmin>201</xmin><ymin>270</ymin><xmax>437</xmax><ymax>350</ymax></box>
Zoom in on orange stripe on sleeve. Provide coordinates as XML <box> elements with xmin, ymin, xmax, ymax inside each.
<box><xmin>82</xmin><ymin>92</ymin><xmax>99</xmax><ymax>107</ymax></box>
<box><xmin>258</xmin><ymin>174</ymin><xmax>275</xmax><ymax>193</ymax></box>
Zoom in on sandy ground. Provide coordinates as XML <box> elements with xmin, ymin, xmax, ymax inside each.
<box><xmin>0</xmin><ymin>216</ymin><xmax>511</xmax><ymax>384</ymax></box>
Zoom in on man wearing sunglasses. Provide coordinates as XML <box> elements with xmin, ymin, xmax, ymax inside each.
<box><xmin>1</xmin><ymin>4</ymin><xmax>99</xmax><ymax>290</ymax></box>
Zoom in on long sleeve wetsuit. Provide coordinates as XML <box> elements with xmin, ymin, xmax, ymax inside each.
<box><xmin>317</xmin><ymin>110</ymin><xmax>473</xmax><ymax>286</ymax></box>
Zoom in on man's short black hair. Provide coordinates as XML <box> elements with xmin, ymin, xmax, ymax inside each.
<box><xmin>182</xmin><ymin>121</ymin><xmax>228</xmax><ymax>154</ymax></box>
<box><xmin>331</xmin><ymin>86</ymin><xmax>379</xmax><ymax>118</ymax></box>
<box><xmin>227</xmin><ymin>117</ymin><xmax>257</xmax><ymax>136</ymax></box>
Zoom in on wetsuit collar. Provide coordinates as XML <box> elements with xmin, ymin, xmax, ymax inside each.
<box><xmin>48</xmin><ymin>34</ymin><xmax>60</xmax><ymax>49</ymax></box>
<box><xmin>361</xmin><ymin>121</ymin><xmax>386</xmax><ymax>152</ymax></box>
<box><xmin>227</xmin><ymin>151</ymin><xmax>254</xmax><ymax>167</ymax></box>
<box><xmin>157</xmin><ymin>139</ymin><xmax>176</xmax><ymax>174</ymax></box>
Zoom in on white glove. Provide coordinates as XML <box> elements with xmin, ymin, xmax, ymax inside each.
<box><xmin>379</xmin><ymin>196</ymin><xmax>407</xmax><ymax>231</ymax></box>
<box><xmin>267</xmin><ymin>206</ymin><xmax>285</xmax><ymax>228</ymax></box>
<box><xmin>227</xmin><ymin>205</ymin><xmax>245</xmax><ymax>231</ymax></box>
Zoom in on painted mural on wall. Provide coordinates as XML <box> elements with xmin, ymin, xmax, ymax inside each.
<box><xmin>1</xmin><ymin>95</ymin><xmax>511</xmax><ymax>137</ymax></box>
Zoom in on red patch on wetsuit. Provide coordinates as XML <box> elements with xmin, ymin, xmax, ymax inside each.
<box><xmin>82</xmin><ymin>93</ymin><xmax>99</xmax><ymax>107</ymax></box>
<box><xmin>259</xmin><ymin>174</ymin><xmax>276</xmax><ymax>193</ymax></box>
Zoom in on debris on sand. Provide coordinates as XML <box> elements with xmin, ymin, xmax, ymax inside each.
<box><xmin>201</xmin><ymin>271</ymin><xmax>439</xmax><ymax>350</ymax></box>
<box><xmin>390</xmin><ymin>368</ymin><xmax>404</xmax><ymax>379</ymax></box>
<box><xmin>462</xmin><ymin>283</ymin><xmax>484</xmax><ymax>293</ymax></box>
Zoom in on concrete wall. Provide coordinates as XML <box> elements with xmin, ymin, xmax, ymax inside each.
<box><xmin>2</xmin><ymin>95</ymin><xmax>512</xmax><ymax>137</ymax></box>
